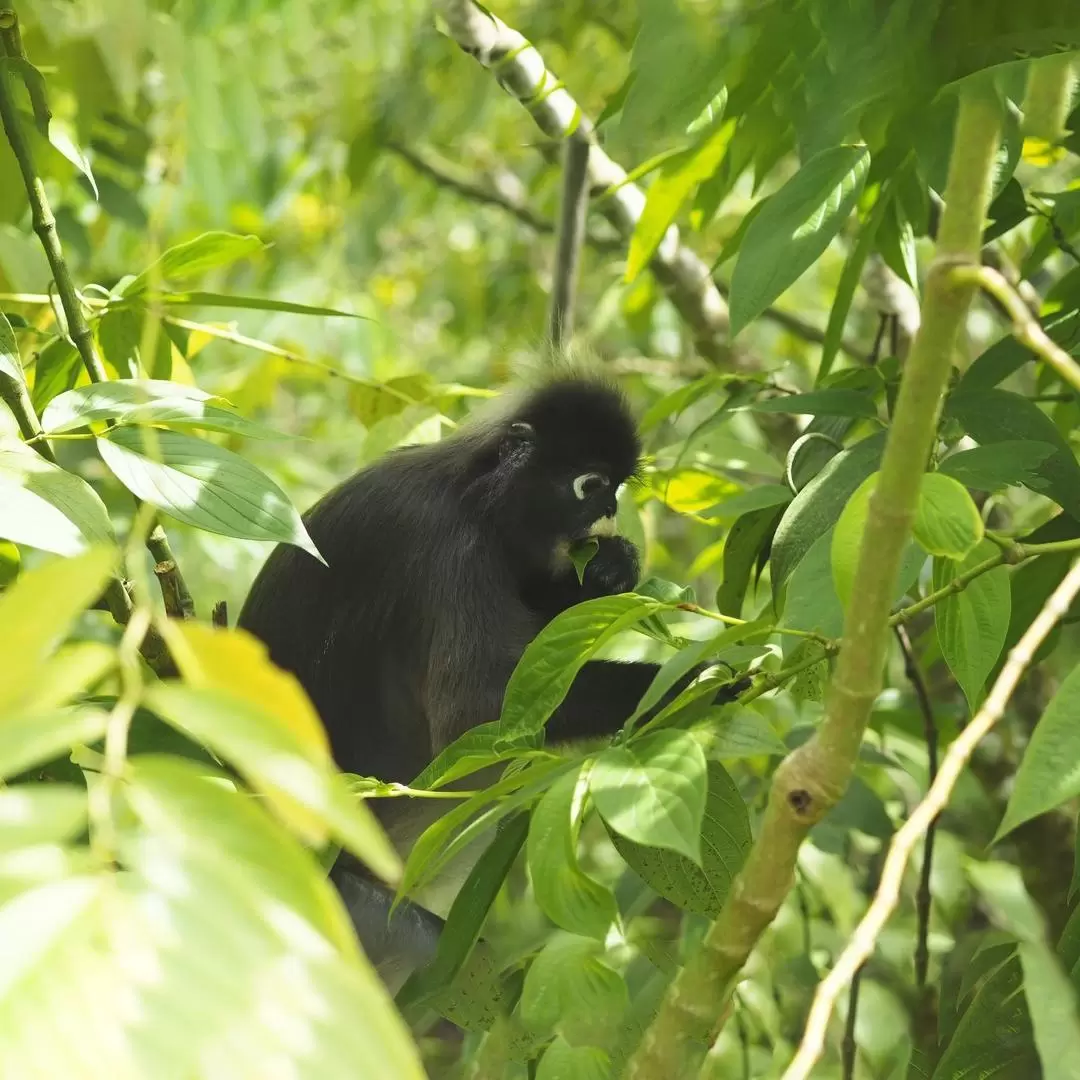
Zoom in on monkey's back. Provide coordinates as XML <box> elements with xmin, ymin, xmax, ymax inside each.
<box><xmin>237</xmin><ymin>443</ymin><xmax>485</xmax><ymax>783</ymax></box>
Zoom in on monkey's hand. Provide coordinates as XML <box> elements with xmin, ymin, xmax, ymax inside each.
<box><xmin>578</xmin><ymin>535</ymin><xmax>639</xmax><ymax>598</ymax></box>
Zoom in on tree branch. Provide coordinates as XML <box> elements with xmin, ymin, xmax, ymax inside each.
<box><xmin>0</xmin><ymin>8</ymin><xmax>194</xmax><ymax>622</ymax></box>
<box><xmin>436</xmin><ymin>0</ymin><xmax>733</xmax><ymax>366</ymax></box>
<box><xmin>549</xmin><ymin>134</ymin><xmax>590</xmax><ymax>348</ymax></box>
<box><xmin>625</xmin><ymin>83</ymin><xmax>1004</xmax><ymax>1078</ymax></box>
<box><xmin>784</xmin><ymin>555</ymin><xmax>1080</xmax><ymax>1079</ymax></box>
<box><xmin>951</xmin><ymin>264</ymin><xmax>1080</xmax><ymax>394</ymax></box>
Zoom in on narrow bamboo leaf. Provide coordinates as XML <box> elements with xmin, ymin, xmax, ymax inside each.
<box><xmin>500</xmin><ymin>595</ymin><xmax>671</xmax><ymax>737</ymax></box>
<box><xmin>817</xmin><ymin>183</ymin><xmax>892</xmax><ymax>382</ymax></box>
<box><xmin>0</xmin><ymin>548</ymin><xmax>116</xmax><ymax>716</ymax></box>
<box><xmin>933</xmin><ymin>541</ymin><xmax>1011</xmax><ymax>712</ymax></box>
<box><xmin>729</xmin><ymin>144</ymin><xmax>870</xmax><ymax>335</ymax></box>
<box><xmin>749</xmin><ymin>389</ymin><xmax>877</xmax><ymax>419</ymax></box>
<box><xmin>0</xmin><ymin>440</ymin><xmax>115</xmax><ymax>556</ymax></box>
<box><xmin>997</xmin><ymin>663</ymin><xmax>1080</xmax><ymax>841</ymax></box>
<box><xmin>121</xmin><ymin>232</ymin><xmax>265</xmax><ymax>296</ymax></box>
<box><xmin>590</xmin><ymin>731</ymin><xmax>707</xmax><ymax>861</ymax></box>
<box><xmin>914</xmin><ymin>473</ymin><xmax>984</xmax><ymax>559</ymax></box>
<box><xmin>144</xmin><ymin>683</ymin><xmax>399</xmax><ymax>882</ymax></box>
<box><xmin>626</xmin><ymin>119</ymin><xmax>736</xmax><ymax>282</ymax></box>
<box><xmin>97</xmin><ymin>427</ymin><xmax>322</xmax><ymax>560</ymax></box>
<box><xmin>527</xmin><ymin>767</ymin><xmax>618</xmax><ymax>940</ymax></box>
<box><xmin>607</xmin><ymin>761</ymin><xmax>750</xmax><ymax>918</ymax></box>
<box><xmin>939</xmin><ymin>442</ymin><xmax>1058</xmax><ymax>493</ymax></box>
<box><xmin>143</xmin><ymin>291</ymin><xmax>367</xmax><ymax>318</ymax></box>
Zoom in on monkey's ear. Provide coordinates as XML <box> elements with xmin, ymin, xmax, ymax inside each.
<box><xmin>499</xmin><ymin>420</ymin><xmax>535</xmax><ymax>462</ymax></box>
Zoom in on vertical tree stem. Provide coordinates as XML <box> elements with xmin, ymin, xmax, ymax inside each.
<box><xmin>627</xmin><ymin>82</ymin><xmax>1003</xmax><ymax>1080</ymax></box>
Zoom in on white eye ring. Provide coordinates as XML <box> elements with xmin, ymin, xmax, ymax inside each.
<box><xmin>573</xmin><ymin>472</ymin><xmax>606</xmax><ymax>500</ymax></box>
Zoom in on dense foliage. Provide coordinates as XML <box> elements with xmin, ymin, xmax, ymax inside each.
<box><xmin>2</xmin><ymin>1</ymin><xmax>1080</xmax><ymax>1078</ymax></box>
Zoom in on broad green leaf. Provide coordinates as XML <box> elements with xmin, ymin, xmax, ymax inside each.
<box><xmin>934</xmin><ymin>541</ymin><xmax>1011</xmax><ymax>712</ymax></box>
<box><xmin>521</xmin><ymin>935</ymin><xmax>627</xmax><ymax>1046</ymax></box>
<box><xmin>967</xmin><ymin>861</ymin><xmax>1080</xmax><ymax>1080</ymax></box>
<box><xmin>729</xmin><ymin>144</ymin><xmax>870</xmax><ymax>335</ymax></box>
<box><xmin>527</xmin><ymin>766</ymin><xmax>618</xmax><ymax>940</ymax></box>
<box><xmin>699</xmin><ymin>707</ymin><xmax>788</xmax><ymax>760</ymax></box>
<box><xmin>145</xmin><ymin>291</ymin><xmax>365</xmax><ymax>318</ymax></box>
<box><xmin>626</xmin><ymin>119</ymin><xmax>736</xmax><ymax>282</ymax></box>
<box><xmin>914</xmin><ymin>473</ymin><xmax>984</xmax><ymax>559</ymax></box>
<box><xmin>997</xmin><ymin>663</ymin><xmax>1080</xmax><ymax>841</ymax></box>
<box><xmin>121</xmin><ymin>231</ymin><xmax>265</xmax><ymax>296</ymax></box>
<box><xmin>0</xmin><ymin>312</ymin><xmax>19</xmax><ymax>381</ymax></box>
<box><xmin>144</xmin><ymin>683</ymin><xmax>398</xmax><ymax>882</ymax></box>
<box><xmin>29</xmin><ymin>338</ymin><xmax>80</xmax><ymax>412</ymax></box>
<box><xmin>939</xmin><ymin>442</ymin><xmax>1058</xmax><ymax>493</ymax></box>
<box><xmin>0</xmin><ymin>709</ymin><xmax>108</xmax><ymax>781</ymax></box>
<box><xmin>831</xmin><ymin>471</ymin><xmax>878</xmax><ymax>610</ymax></box>
<box><xmin>0</xmin><ymin>439</ymin><xmax>116</xmax><ymax>555</ymax></box>
<box><xmin>97</xmin><ymin>427</ymin><xmax>322</xmax><ymax>560</ymax></box>
<box><xmin>706</xmin><ymin>483</ymin><xmax>791</xmax><ymax>520</ymax></box>
<box><xmin>164</xmin><ymin>622</ymin><xmax>330</xmax><ymax>759</ymax></box>
<box><xmin>569</xmin><ymin>538</ymin><xmax>600</xmax><ymax>584</ymax></box>
<box><xmin>0</xmin><ymin>786</ymin><xmax>86</xmax><ymax>851</ymax></box>
<box><xmin>608</xmin><ymin>761</ymin><xmax>750</xmax><ymax>918</ymax></box>
<box><xmin>0</xmin><ymin>548</ymin><xmax>116</xmax><ymax>715</ymax></box>
<box><xmin>748</xmin><ymin>389</ymin><xmax>877</xmax><ymax>419</ymax></box>
<box><xmin>945</xmin><ymin>390</ymin><xmax>1080</xmax><ymax>520</ymax></box>
<box><xmin>409</xmin><ymin>722</ymin><xmax>542</xmax><ymax>792</ymax></box>
<box><xmin>771</xmin><ymin>430</ymin><xmax>887</xmax><ymax>592</ymax></box>
<box><xmin>43</xmin><ymin>379</ymin><xmax>214</xmax><ymax>432</ymax></box>
<box><xmin>537</xmin><ymin>1036</ymin><xmax>611</xmax><ymax>1080</ymax></box>
<box><xmin>500</xmin><ymin>595</ymin><xmax>671</xmax><ymax>737</ymax></box>
<box><xmin>961</xmin><ymin>309</ymin><xmax>1080</xmax><ymax>390</ymax></box>
<box><xmin>396</xmin><ymin>812</ymin><xmax>528</xmax><ymax>1013</ymax></box>
<box><xmin>716</xmin><ymin>503</ymin><xmax>785</xmax><ymax>617</ymax></box>
<box><xmin>590</xmin><ymin>731</ymin><xmax>707</xmax><ymax>861</ymax></box>
<box><xmin>930</xmin><ymin>954</ymin><xmax>1038</xmax><ymax>1080</ymax></box>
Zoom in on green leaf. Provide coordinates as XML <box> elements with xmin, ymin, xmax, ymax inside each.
<box><xmin>939</xmin><ymin>442</ymin><xmax>1059</xmax><ymax>493</ymax></box>
<box><xmin>42</xmin><ymin>379</ymin><xmax>213</xmax><ymax>431</ymax></box>
<box><xmin>0</xmin><ymin>786</ymin><xmax>87</xmax><ymax>852</ymax></box>
<box><xmin>0</xmin><ymin>439</ymin><xmax>116</xmax><ymax>555</ymax></box>
<box><xmin>527</xmin><ymin>766</ymin><xmax>618</xmax><ymax>940</ymax></box>
<box><xmin>608</xmin><ymin>761</ymin><xmax>750</xmax><ymax>918</ymax></box>
<box><xmin>700</xmin><ymin>707</ymin><xmax>787</xmax><ymax>759</ymax></box>
<box><xmin>396</xmin><ymin>812</ymin><xmax>528</xmax><ymax>1013</ymax></box>
<box><xmin>522</xmin><ymin>935</ymin><xmax>627</xmax><ymax>1047</ymax></box>
<box><xmin>0</xmin><ymin>709</ymin><xmax>109</xmax><ymax>781</ymax></box>
<box><xmin>143</xmin><ymin>683</ymin><xmax>399</xmax><ymax>882</ymax></box>
<box><xmin>831</xmin><ymin>471</ymin><xmax>877</xmax><ymax>610</ymax></box>
<box><xmin>500</xmin><ymin>595</ymin><xmax>671</xmax><ymax>737</ymax></box>
<box><xmin>537</xmin><ymin>1036</ymin><xmax>611</xmax><ymax>1080</ymax></box>
<box><xmin>933</xmin><ymin>541</ymin><xmax>1011</xmax><ymax>712</ymax></box>
<box><xmin>997</xmin><ymin>663</ymin><xmax>1080</xmax><ymax>841</ymax></box>
<box><xmin>945</xmin><ymin>389</ymin><xmax>1080</xmax><ymax>520</ymax></box>
<box><xmin>748</xmin><ymin>389</ymin><xmax>878</xmax><ymax>419</ymax></box>
<box><xmin>716</xmin><ymin>503</ymin><xmax>785</xmax><ymax>617</ymax></box>
<box><xmin>569</xmin><ymin>538</ymin><xmax>600</xmax><ymax>585</ymax></box>
<box><xmin>626</xmin><ymin>118</ymin><xmax>736</xmax><ymax>282</ymax></box>
<box><xmin>729</xmin><ymin>143</ymin><xmax>870</xmax><ymax>335</ymax></box>
<box><xmin>121</xmin><ymin>232</ymin><xmax>265</xmax><ymax>296</ymax></box>
<box><xmin>0</xmin><ymin>547</ymin><xmax>116</xmax><ymax>716</ymax></box>
<box><xmin>771</xmin><ymin>431</ymin><xmax>887</xmax><ymax>592</ymax></box>
<box><xmin>914</xmin><ymin>472</ymin><xmax>984</xmax><ymax>559</ymax></box>
<box><xmin>0</xmin><ymin>312</ymin><xmax>19</xmax><ymax>381</ymax></box>
<box><xmin>590</xmin><ymin>731</ymin><xmax>707</xmax><ymax>862</ymax></box>
<box><xmin>409</xmin><ymin>721</ymin><xmax>542</xmax><ymax>792</ymax></box>
<box><xmin>28</xmin><ymin>338</ymin><xmax>80</xmax><ymax>413</ymax></box>
<box><xmin>96</xmin><ymin>427</ymin><xmax>322</xmax><ymax>560</ymax></box>
<box><xmin>142</xmin><ymin>291</ymin><xmax>366</xmax><ymax>318</ymax></box>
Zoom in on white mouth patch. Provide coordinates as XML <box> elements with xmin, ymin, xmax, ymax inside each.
<box><xmin>588</xmin><ymin>516</ymin><xmax>617</xmax><ymax>538</ymax></box>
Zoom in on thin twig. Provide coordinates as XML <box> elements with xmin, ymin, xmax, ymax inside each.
<box><xmin>549</xmin><ymin>134</ymin><xmax>590</xmax><ymax>348</ymax></box>
<box><xmin>783</xmin><ymin>557</ymin><xmax>1080</xmax><ymax>1080</ymax></box>
<box><xmin>952</xmin><ymin>264</ymin><xmax>1080</xmax><ymax>394</ymax></box>
<box><xmin>894</xmin><ymin>624</ymin><xmax>938</xmax><ymax>986</ymax></box>
<box><xmin>840</xmin><ymin>963</ymin><xmax>863</xmax><ymax>1080</ymax></box>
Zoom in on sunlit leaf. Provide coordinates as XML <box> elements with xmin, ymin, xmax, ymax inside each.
<box><xmin>121</xmin><ymin>232</ymin><xmax>265</xmax><ymax>296</ymax></box>
<box><xmin>0</xmin><ymin>786</ymin><xmax>86</xmax><ymax>851</ymax></box>
<box><xmin>914</xmin><ymin>472</ymin><xmax>984</xmax><ymax>559</ymax></box>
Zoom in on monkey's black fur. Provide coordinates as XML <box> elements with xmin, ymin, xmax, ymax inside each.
<box><xmin>238</xmin><ymin>377</ymin><xmax>736</xmax><ymax>983</ymax></box>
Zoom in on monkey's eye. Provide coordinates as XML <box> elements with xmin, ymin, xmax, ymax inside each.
<box><xmin>572</xmin><ymin>472</ymin><xmax>609</xmax><ymax>500</ymax></box>
<box><xmin>507</xmin><ymin>421</ymin><xmax>535</xmax><ymax>442</ymax></box>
